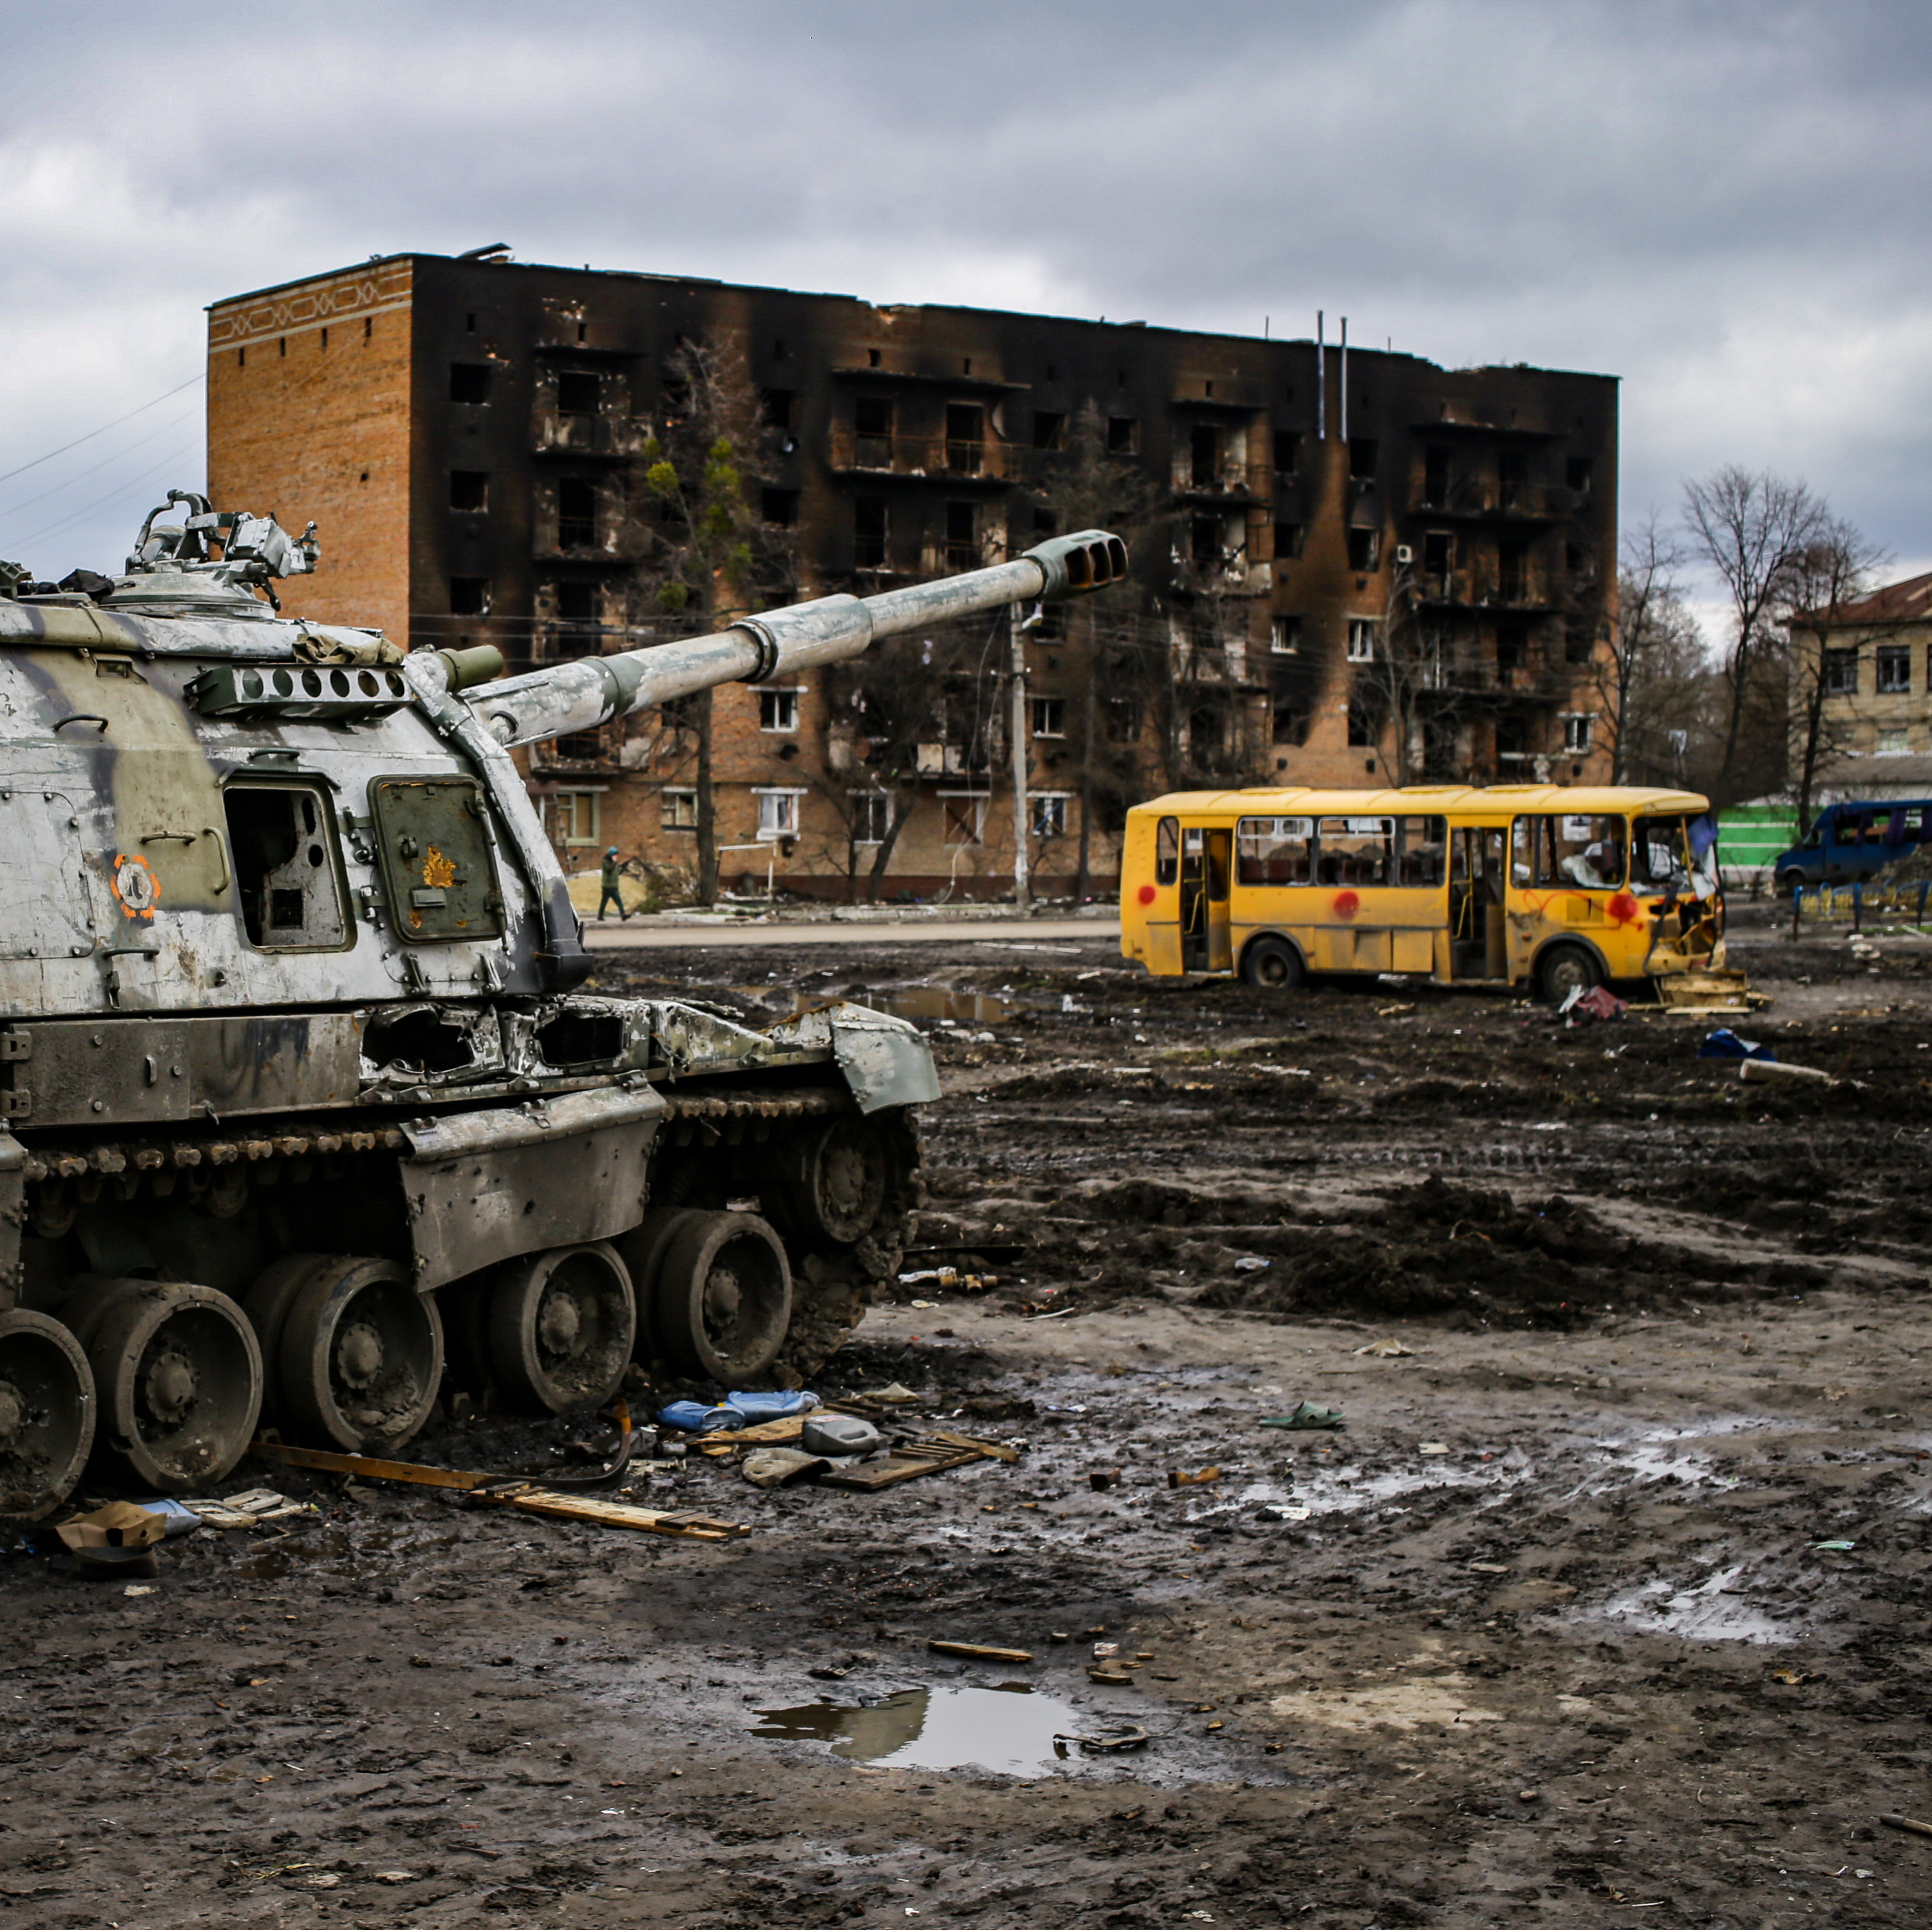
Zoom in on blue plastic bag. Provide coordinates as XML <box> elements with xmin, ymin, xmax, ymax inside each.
<box><xmin>656</xmin><ymin>1401</ymin><xmax>737</xmax><ymax>1433</ymax></box>
<box><xmin>724</xmin><ymin>1390</ymin><xmax>819</xmax><ymax>1424</ymax></box>
<box><xmin>1698</xmin><ymin>1028</ymin><xmax>1775</xmax><ymax>1063</ymax></box>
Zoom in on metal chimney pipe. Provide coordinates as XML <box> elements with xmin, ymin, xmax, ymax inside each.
<box><xmin>1316</xmin><ymin>311</ymin><xmax>1325</xmax><ymax>441</ymax></box>
<box><xmin>1340</xmin><ymin>316</ymin><xmax>1349</xmax><ymax>447</ymax></box>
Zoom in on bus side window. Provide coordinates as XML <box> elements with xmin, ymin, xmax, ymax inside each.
<box><xmin>1155</xmin><ymin>816</ymin><xmax>1179</xmax><ymax>886</ymax></box>
<box><xmin>1317</xmin><ymin>816</ymin><xmax>1393</xmax><ymax>886</ymax></box>
<box><xmin>1236</xmin><ymin>817</ymin><xmax>1313</xmax><ymax>885</ymax></box>
<box><xmin>1396</xmin><ymin>816</ymin><xmax>1446</xmax><ymax>886</ymax></box>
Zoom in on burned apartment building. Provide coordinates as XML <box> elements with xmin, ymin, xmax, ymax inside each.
<box><xmin>205</xmin><ymin>251</ymin><xmax>1618</xmax><ymax>898</ymax></box>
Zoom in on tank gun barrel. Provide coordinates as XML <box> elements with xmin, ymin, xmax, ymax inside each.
<box><xmin>459</xmin><ymin>530</ymin><xmax>1128</xmax><ymax>751</ymax></box>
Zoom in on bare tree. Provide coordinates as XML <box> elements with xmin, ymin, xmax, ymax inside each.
<box><xmin>1681</xmin><ymin>466</ymin><xmax>1825</xmax><ymax>801</ymax></box>
<box><xmin>1780</xmin><ymin>515</ymin><xmax>1891</xmax><ymax>837</ymax></box>
<box><xmin>1600</xmin><ymin>516</ymin><xmax>1701</xmax><ymax>783</ymax></box>
<box><xmin>623</xmin><ymin>337</ymin><xmax>795</xmax><ymax>902</ymax></box>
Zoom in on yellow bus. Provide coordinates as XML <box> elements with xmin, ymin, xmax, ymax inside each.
<box><xmin>1119</xmin><ymin>784</ymin><xmax>1728</xmax><ymax>1005</ymax></box>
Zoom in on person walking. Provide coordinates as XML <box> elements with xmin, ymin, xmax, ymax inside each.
<box><xmin>597</xmin><ymin>847</ymin><xmax>629</xmax><ymax>922</ymax></box>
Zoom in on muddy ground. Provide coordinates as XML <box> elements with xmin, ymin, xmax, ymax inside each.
<box><xmin>5</xmin><ymin>902</ymin><xmax>1931</xmax><ymax>1927</ymax></box>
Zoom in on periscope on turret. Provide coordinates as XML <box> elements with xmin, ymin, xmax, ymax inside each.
<box><xmin>0</xmin><ymin>493</ymin><xmax>1129</xmax><ymax>1518</ymax></box>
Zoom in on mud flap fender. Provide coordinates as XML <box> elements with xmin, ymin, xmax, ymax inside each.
<box><xmin>829</xmin><ymin>1011</ymin><xmax>940</xmax><ymax>1113</ymax></box>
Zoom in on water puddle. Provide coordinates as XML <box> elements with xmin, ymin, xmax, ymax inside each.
<box><xmin>750</xmin><ymin>1682</ymin><xmax>1085</xmax><ymax>1775</ymax></box>
<box><xmin>753</xmin><ymin>987</ymin><xmax>1014</xmax><ymax>1025</ymax></box>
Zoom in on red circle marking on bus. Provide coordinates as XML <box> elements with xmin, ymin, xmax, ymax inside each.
<box><xmin>1137</xmin><ymin>884</ymin><xmax>1157</xmax><ymax>906</ymax></box>
<box><xmin>1607</xmin><ymin>891</ymin><xmax>1640</xmax><ymax>925</ymax></box>
<box><xmin>1332</xmin><ymin>890</ymin><xmax>1360</xmax><ymax>920</ymax></box>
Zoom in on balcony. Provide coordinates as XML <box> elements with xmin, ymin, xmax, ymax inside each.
<box><xmin>1411</xmin><ymin>476</ymin><xmax>1570</xmax><ymax>522</ymax></box>
<box><xmin>533</xmin><ymin>412</ymin><xmax>650</xmax><ymax>458</ymax></box>
<box><xmin>828</xmin><ymin>430</ymin><xmax>1010</xmax><ymax>483</ymax></box>
<box><xmin>913</xmin><ymin>741</ymin><xmax>991</xmax><ymax>777</ymax></box>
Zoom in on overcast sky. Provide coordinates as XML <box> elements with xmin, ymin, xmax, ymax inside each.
<box><xmin>1</xmin><ymin>0</ymin><xmax>1927</xmax><ymax>623</ymax></box>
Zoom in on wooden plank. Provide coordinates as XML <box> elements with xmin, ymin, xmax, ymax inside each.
<box><xmin>928</xmin><ymin>1640</ymin><xmax>1033</xmax><ymax>1664</ymax></box>
<box><xmin>820</xmin><ymin>1444</ymin><xmax>986</xmax><ymax>1491</ymax></box>
<box><xmin>928</xmin><ymin>1429</ymin><xmax>1021</xmax><ymax>1464</ymax></box>
<box><xmin>479</xmin><ymin>1484</ymin><xmax>749</xmax><ymax>1540</ymax></box>
<box><xmin>251</xmin><ymin>1439</ymin><xmax>491</xmax><ymax>1490</ymax></box>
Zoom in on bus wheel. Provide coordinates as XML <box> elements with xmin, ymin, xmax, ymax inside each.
<box><xmin>1537</xmin><ymin>943</ymin><xmax>1602</xmax><ymax>1008</ymax></box>
<box><xmin>1242</xmin><ymin>938</ymin><xmax>1306</xmax><ymax>990</ymax></box>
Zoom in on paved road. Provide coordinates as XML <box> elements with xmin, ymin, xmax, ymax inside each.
<box><xmin>580</xmin><ymin>916</ymin><xmax>1120</xmax><ymax>950</ymax></box>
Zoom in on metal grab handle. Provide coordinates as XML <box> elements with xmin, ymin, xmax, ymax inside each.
<box><xmin>52</xmin><ymin>714</ymin><xmax>109</xmax><ymax>733</ymax></box>
<box><xmin>140</xmin><ymin>832</ymin><xmax>194</xmax><ymax>842</ymax></box>
<box><xmin>202</xmin><ymin>826</ymin><xmax>229</xmax><ymax>896</ymax></box>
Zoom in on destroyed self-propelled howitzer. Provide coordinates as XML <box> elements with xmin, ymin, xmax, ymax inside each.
<box><xmin>0</xmin><ymin>493</ymin><xmax>1128</xmax><ymax>1515</ymax></box>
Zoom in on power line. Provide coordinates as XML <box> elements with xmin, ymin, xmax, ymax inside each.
<box><xmin>2</xmin><ymin>442</ymin><xmax>203</xmax><ymax>559</ymax></box>
<box><xmin>0</xmin><ymin>402</ymin><xmax>203</xmax><ymax>527</ymax></box>
<box><xmin>0</xmin><ymin>372</ymin><xmax>205</xmax><ymax>489</ymax></box>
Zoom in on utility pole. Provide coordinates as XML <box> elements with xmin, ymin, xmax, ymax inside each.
<box><xmin>1009</xmin><ymin>600</ymin><xmax>1032</xmax><ymax>908</ymax></box>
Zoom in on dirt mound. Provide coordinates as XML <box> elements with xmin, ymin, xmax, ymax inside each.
<box><xmin>1194</xmin><ymin>1174</ymin><xmax>1799</xmax><ymax>1327</ymax></box>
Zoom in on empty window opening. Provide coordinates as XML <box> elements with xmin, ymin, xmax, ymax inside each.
<box><xmin>278</xmin><ymin>336</ymin><xmax>286</xmax><ymax>358</ymax></box>
<box><xmin>1030</xmin><ymin>696</ymin><xmax>1066</xmax><ymax>738</ymax></box>
<box><xmin>772</xmin><ymin>337</ymin><xmax>788</xmax><ymax>359</ymax></box>
<box><xmin>1032</xmin><ymin>410</ymin><xmax>1066</xmax><ymax>451</ymax></box>
<box><xmin>854</xmin><ymin>397</ymin><xmax>893</xmax><ymax>466</ymax></box>
<box><xmin>449</xmin><ymin>576</ymin><xmax>490</xmax><ymax>616</ymax></box>
<box><xmin>1273</xmin><ymin>430</ymin><xmax>1302</xmax><ymax>475</ymax></box>
<box><xmin>761</xmin><ymin>388</ymin><xmax>795</xmax><ymax>431</ymax></box>
<box><xmin>1346</xmin><ymin>700</ymin><xmax>1376</xmax><ymax>748</ymax></box>
<box><xmin>853</xmin><ymin>497</ymin><xmax>889</xmax><ymax>568</ymax></box>
<box><xmin>1496</xmin><ymin>621</ymin><xmax>1530</xmax><ymax>669</ymax></box>
<box><xmin>867</xmin><ymin>347</ymin><xmax>882</xmax><ymax>367</ymax></box>
<box><xmin>1105</xmin><ymin>697</ymin><xmax>1142</xmax><ymax>744</ymax></box>
<box><xmin>237</xmin><ymin>347</ymin><xmax>245</xmax><ymax>368</ymax></box>
<box><xmin>555</xmin><ymin>370</ymin><xmax>599</xmax><ymax>417</ymax></box>
<box><xmin>1271</xmin><ymin>700</ymin><xmax>1307</xmax><ymax>748</ymax></box>
<box><xmin>1190</xmin><ymin>516</ymin><xmax>1222</xmax><ymax>565</ymax></box>
<box><xmin>449</xmin><ymin>470</ymin><xmax>489</xmax><ymax>513</ymax></box>
<box><xmin>319</xmin><ymin>326</ymin><xmax>328</xmax><ymax>350</ymax></box>
<box><xmin>363</xmin><ymin>316</ymin><xmax>372</xmax><ymax>342</ymax></box>
<box><xmin>1499</xmin><ymin>539</ymin><xmax>1529</xmax><ymax>602</ymax></box>
<box><xmin>945</xmin><ymin>500</ymin><xmax>978</xmax><ymax>570</ymax></box>
<box><xmin>1564</xmin><ymin>621</ymin><xmax>1595</xmax><ymax>665</ymax></box>
<box><xmin>1423</xmin><ymin>446</ymin><xmax>1450</xmax><ymax>507</ymax></box>
<box><xmin>466</xmin><ymin>312</ymin><xmax>477</xmax><ymax>333</ymax></box>
<box><xmin>761</xmin><ymin>487</ymin><xmax>800</xmax><ymax>526</ymax></box>
<box><xmin>1188</xmin><ymin>704</ymin><xmax>1228</xmax><ymax>759</ymax></box>
<box><xmin>1423</xmin><ymin>530</ymin><xmax>1453</xmax><ymax>580</ymax></box>
<box><xmin>450</xmin><ymin>362</ymin><xmax>491</xmax><ymax>406</ymax></box>
<box><xmin>757</xmin><ymin>791</ymin><xmax>800</xmax><ymax>838</ymax></box>
<box><xmin>553</xmin><ymin>732</ymin><xmax>604</xmax><ymax>762</ymax></box>
<box><xmin>1271</xmin><ymin>616</ymin><xmax>1302</xmax><ymax>655</ymax></box>
<box><xmin>1878</xmin><ymin>646</ymin><xmax>1911</xmax><ymax>694</ymax></box>
<box><xmin>1347</xmin><ymin>619</ymin><xmax>1379</xmax><ymax>663</ymax></box>
<box><xmin>661</xmin><ymin>789</ymin><xmax>697</xmax><ymax>831</ymax></box>
<box><xmin>1566</xmin><ymin>455</ymin><xmax>1593</xmax><ymax>495</ymax></box>
<box><xmin>757</xmin><ymin>688</ymin><xmax>801</xmax><ymax>733</ymax></box>
<box><xmin>557</xmin><ymin>478</ymin><xmax>598</xmax><ymax>548</ymax></box>
<box><xmin>945</xmin><ymin>404</ymin><xmax>985</xmax><ymax>473</ymax></box>
<box><xmin>1189</xmin><ymin>423</ymin><xmax>1222</xmax><ymax>487</ymax></box>
<box><xmin>1345</xmin><ymin>525</ymin><xmax>1379</xmax><ymax>572</ymax></box>
<box><xmin>962</xmin><ymin>357</ymin><xmax>972</xmax><ymax>375</ymax></box>
<box><xmin>1562</xmin><ymin>714</ymin><xmax>1593</xmax><ymax>753</ymax></box>
<box><xmin>1500</xmin><ymin>449</ymin><xmax>1528</xmax><ymax>507</ymax></box>
<box><xmin>576</xmin><ymin>321</ymin><xmax>587</xmax><ymax>343</ymax></box>
<box><xmin>1274</xmin><ymin>520</ymin><xmax>1305</xmax><ymax>560</ymax></box>
<box><xmin>1107</xmin><ymin>416</ymin><xmax>1139</xmax><ymax>455</ymax></box>
<box><xmin>223</xmin><ymin>782</ymin><xmax>347</xmax><ymax>952</ymax></box>
<box><xmin>1347</xmin><ymin>437</ymin><xmax>1378</xmax><ymax>480</ymax></box>
<box><xmin>1032</xmin><ymin>507</ymin><xmax>1061</xmax><ymax>537</ymax></box>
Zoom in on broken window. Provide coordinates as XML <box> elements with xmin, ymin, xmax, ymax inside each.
<box><xmin>661</xmin><ymin>790</ymin><xmax>696</xmax><ymax>831</ymax></box>
<box><xmin>553</xmin><ymin>732</ymin><xmax>604</xmax><ymax>762</ymax></box>
<box><xmin>853</xmin><ymin>497</ymin><xmax>889</xmax><ymax>568</ymax></box>
<box><xmin>1104</xmin><ymin>697</ymin><xmax>1142</xmax><ymax>744</ymax></box>
<box><xmin>1188</xmin><ymin>704</ymin><xmax>1227</xmax><ymax>759</ymax></box>
<box><xmin>1346</xmin><ymin>619</ymin><xmax>1378</xmax><ymax>663</ymax></box>
<box><xmin>1107</xmin><ymin>416</ymin><xmax>1139</xmax><ymax>455</ymax></box>
<box><xmin>1499</xmin><ymin>540</ymin><xmax>1529</xmax><ymax>602</ymax></box>
<box><xmin>1032</xmin><ymin>410</ymin><xmax>1066</xmax><ymax>451</ymax></box>
<box><xmin>1032</xmin><ymin>507</ymin><xmax>1061</xmax><ymax>538</ymax></box>
<box><xmin>761</xmin><ymin>488</ymin><xmax>800</xmax><ymax>526</ymax></box>
<box><xmin>1566</xmin><ymin>455</ymin><xmax>1593</xmax><ymax>495</ymax></box>
<box><xmin>1563</xmin><ymin>714</ymin><xmax>1593</xmax><ymax>753</ymax></box>
<box><xmin>756</xmin><ymin>792</ymin><xmax>801</xmax><ymax>838</ymax></box>
<box><xmin>1155</xmin><ymin>815</ymin><xmax>1179</xmax><ymax>885</ymax></box>
<box><xmin>1348</xmin><ymin>437</ymin><xmax>1379</xmax><ymax>480</ymax></box>
<box><xmin>1499</xmin><ymin>449</ymin><xmax>1528</xmax><ymax>508</ymax></box>
<box><xmin>757</xmin><ymin>688</ymin><xmax>800</xmax><ymax>733</ymax></box>
<box><xmin>852</xmin><ymin>794</ymin><xmax>889</xmax><ymax>844</ymax></box>
<box><xmin>1030</xmin><ymin>794</ymin><xmax>1068</xmax><ymax>839</ymax></box>
<box><xmin>1271</xmin><ymin>615</ymin><xmax>1302</xmax><ymax>654</ymax></box>
<box><xmin>1564</xmin><ymin>621</ymin><xmax>1595</xmax><ymax>665</ymax></box>
<box><xmin>449</xmin><ymin>576</ymin><xmax>490</xmax><ymax>616</ymax></box>
<box><xmin>449</xmin><ymin>471</ymin><xmax>488</xmax><ymax>513</ymax></box>
<box><xmin>1422</xmin><ymin>446</ymin><xmax>1450</xmax><ymax>508</ymax></box>
<box><xmin>945</xmin><ymin>404</ymin><xmax>985</xmax><ymax>473</ymax></box>
<box><xmin>449</xmin><ymin>363</ymin><xmax>491</xmax><ymax>406</ymax></box>
<box><xmin>1394</xmin><ymin>816</ymin><xmax>1448</xmax><ymax>887</ymax></box>
<box><xmin>1423</xmin><ymin>531</ymin><xmax>1453</xmax><ymax>582</ymax></box>
<box><xmin>853</xmin><ymin>397</ymin><xmax>893</xmax><ymax>467</ymax></box>
<box><xmin>944</xmin><ymin>795</ymin><xmax>986</xmax><ymax>846</ymax></box>
<box><xmin>761</xmin><ymin>388</ymin><xmax>795</xmax><ymax>431</ymax></box>
<box><xmin>1345</xmin><ymin>525</ymin><xmax>1379</xmax><ymax>572</ymax></box>
<box><xmin>1346</xmin><ymin>700</ymin><xmax>1376</xmax><ymax>748</ymax></box>
<box><xmin>223</xmin><ymin>781</ymin><xmax>349</xmax><ymax>952</ymax></box>
<box><xmin>1274</xmin><ymin>520</ymin><xmax>1305</xmax><ymax>560</ymax></box>
<box><xmin>1030</xmin><ymin>696</ymin><xmax>1066</xmax><ymax>738</ymax></box>
<box><xmin>554</xmin><ymin>370</ymin><xmax>599</xmax><ymax>417</ymax></box>
<box><xmin>1190</xmin><ymin>424</ymin><xmax>1222</xmax><ymax>488</ymax></box>
<box><xmin>1496</xmin><ymin>620</ymin><xmax>1529</xmax><ymax>669</ymax></box>
<box><xmin>1513</xmin><ymin>813</ymin><xmax>1625</xmax><ymax>890</ymax></box>
<box><xmin>945</xmin><ymin>500</ymin><xmax>978</xmax><ymax>570</ymax></box>
<box><xmin>557</xmin><ymin>478</ymin><xmax>598</xmax><ymax>548</ymax></box>
<box><xmin>1316</xmin><ymin>816</ymin><xmax>1395</xmax><ymax>887</ymax></box>
<box><xmin>551</xmin><ymin>580</ymin><xmax>600</xmax><ymax>659</ymax></box>
<box><xmin>1191</xmin><ymin>515</ymin><xmax>1222</xmax><ymax>565</ymax></box>
<box><xmin>1877</xmin><ymin>645</ymin><xmax>1911</xmax><ymax>694</ymax></box>
<box><xmin>1824</xmin><ymin>648</ymin><xmax>1859</xmax><ymax>695</ymax></box>
<box><xmin>1273</xmin><ymin>430</ymin><xmax>1302</xmax><ymax>475</ymax></box>
<box><xmin>1236</xmin><ymin>815</ymin><xmax>1314</xmax><ymax>886</ymax></box>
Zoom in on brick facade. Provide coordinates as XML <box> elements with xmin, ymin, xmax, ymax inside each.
<box><xmin>207</xmin><ymin>254</ymin><xmax>1619</xmax><ymax>900</ymax></box>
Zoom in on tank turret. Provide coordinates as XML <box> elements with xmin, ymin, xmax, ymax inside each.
<box><xmin>0</xmin><ymin>494</ymin><xmax>1128</xmax><ymax>1515</ymax></box>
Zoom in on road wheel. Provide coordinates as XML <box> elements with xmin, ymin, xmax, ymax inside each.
<box><xmin>0</xmin><ymin>1310</ymin><xmax>95</xmax><ymax>1517</ymax></box>
<box><xmin>277</xmin><ymin>1256</ymin><xmax>442</xmax><ymax>1453</ymax></box>
<box><xmin>655</xmin><ymin>1211</ymin><xmax>792</xmax><ymax>1384</ymax></box>
<box><xmin>486</xmin><ymin>1242</ymin><xmax>635</xmax><ymax>1414</ymax></box>
<box><xmin>613</xmin><ymin>1207</ymin><xmax>710</xmax><ymax>1361</ymax></box>
<box><xmin>767</xmin><ymin>1117</ymin><xmax>891</xmax><ymax>1244</ymax></box>
<box><xmin>243</xmin><ymin>1254</ymin><xmax>328</xmax><ymax>1429</ymax></box>
<box><xmin>66</xmin><ymin>1280</ymin><xmax>261</xmax><ymax>1490</ymax></box>
<box><xmin>1241</xmin><ymin>937</ymin><xmax>1306</xmax><ymax>990</ymax></box>
<box><xmin>1537</xmin><ymin>942</ymin><xmax>1603</xmax><ymax>1008</ymax></box>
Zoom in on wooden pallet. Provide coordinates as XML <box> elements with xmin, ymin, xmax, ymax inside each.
<box><xmin>819</xmin><ymin>1429</ymin><xmax>1018</xmax><ymax>1492</ymax></box>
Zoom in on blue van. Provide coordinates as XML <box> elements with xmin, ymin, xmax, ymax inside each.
<box><xmin>1772</xmin><ymin>799</ymin><xmax>1932</xmax><ymax>888</ymax></box>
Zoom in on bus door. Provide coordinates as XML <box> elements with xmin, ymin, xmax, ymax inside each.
<box><xmin>1448</xmin><ymin>824</ymin><xmax>1507</xmax><ymax>979</ymax></box>
<box><xmin>1180</xmin><ymin>824</ymin><xmax>1232</xmax><ymax>972</ymax></box>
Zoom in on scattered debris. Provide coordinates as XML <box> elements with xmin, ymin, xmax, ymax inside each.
<box><xmin>1560</xmin><ymin>983</ymin><xmax>1628</xmax><ymax>1024</ymax></box>
<box><xmin>1739</xmin><ymin>1058</ymin><xmax>1835</xmax><ymax>1086</ymax></box>
<box><xmin>1880</xmin><ymin>1813</ymin><xmax>1932</xmax><ymax>1841</ymax></box>
<box><xmin>1058</xmin><ymin>1725</ymin><xmax>1148</xmax><ymax>1752</ymax></box>
<box><xmin>820</xmin><ymin>1430</ymin><xmax>1018</xmax><ymax>1493</ymax></box>
<box><xmin>800</xmin><ymin>1414</ymin><xmax>883</xmax><ymax>1457</ymax></box>
<box><xmin>1419</xmin><ymin>1443</ymin><xmax>1451</xmax><ymax>1456</ymax></box>
<box><xmin>1698</xmin><ymin>1028</ymin><xmax>1774</xmax><ymax>1062</ymax></box>
<box><xmin>658</xmin><ymin>1390</ymin><xmax>819</xmax><ymax>1434</ymax></box>
<box><xmin>1089</xmin><ymin>1468</ymin><xmax>1122</xmax><ymax>1491</ymax></box>
<box><xmin>1087</xmin><ymin>1668</ymin><xmax>1136</xmax><ymax>1685</ymax></box>
<box><xmin>1770</xmin><ymin>1668</ymin><xmax>1819</xmax><ymax>1685</ymax></box>
<box><xmin>1168</xmin><ymin>1466</ymin><xmax>1223</xmax><ymax>1488</ymax></box>
<box><xmin>928</xmin><ymin>1640</ymin><xmax>1032</xmax><ymax>1664</ymax></box>
<box><xmin>1232</xmin><ymin>1255</ymin><xmax>1271</xmax><ymax>1273</ymax></box>
<box><xmin>866</xmin><ymin>1383</ymin><xmax>922</xmax><ymax>1407</ymax></box>
<box><xmin>898</xmin><ymin>1267</ymin><xmax>1000</xmax><ymax>1292</ymax></box>
<box><xmin>741</xmin><ymin>1448</ymin><xmax>831</xmax><ymax>1489</ymax></box>
<box><xmin>1258</xmin><ymin>1403</ymin><xmax>1345</xmax><ymax>1431</ymax></box>
<box><xmin>56</xmin><ymin>1502</ymin><xmax>166</xmax><ymax>1554</ymax></box>
<box><xmin>1257</xmin><ymin>1502</ymin><xmax>1311</xmax><ymax>1522</ymax></box>
<box><xmin>1812</xmin><ymin>1539</ymin><xmax>1857</xmax><ymax>1552</ymax></box>
<box><xmin>179</xmin><ymin>1490</ymin><xmax>308</xmax><ymax>1529</ymax></box>
<box><xmin>1354</xmin><ymin>1338</ymin><xmax>1414</xmax><ymax>1358</ymax></box>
